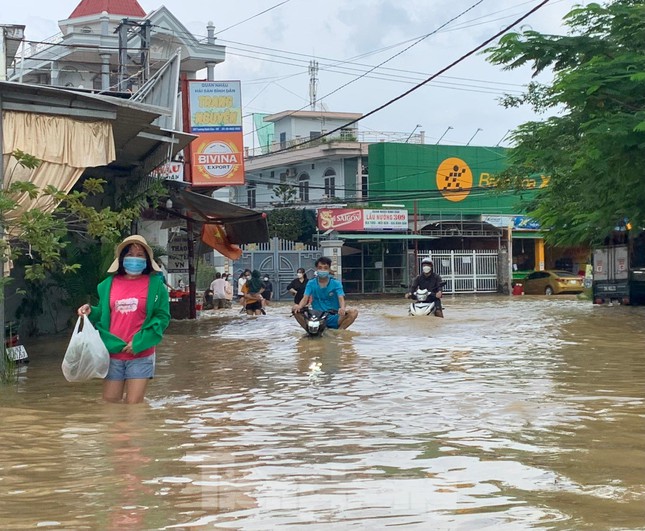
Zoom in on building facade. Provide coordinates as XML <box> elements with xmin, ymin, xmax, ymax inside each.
<box><xmin>240</xmin><ymin>112</ymin><xmax>588</xmax><ymax>295</ymax></box>
<box><xmin>6</xmin><ymin>0</ymin><xmax>225</xmax><ymax>91</ymax></box>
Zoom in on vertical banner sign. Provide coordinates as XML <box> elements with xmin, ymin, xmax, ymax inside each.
<box><xmin>188</xmin><ymin>81</ymin><xmax>245</xmax><ymax>186</ymax></box>
<box><xmin>167</xmin><ymin>233</ymin><xmax>189</xmax><ymax>273</ymax></box>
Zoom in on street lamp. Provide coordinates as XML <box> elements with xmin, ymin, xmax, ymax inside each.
<box><xmin>435</xmin><ymin>125</ymin><xmax>453</xmax><ymax>145</ymax></box>
<box><xmin>495</xmin><ymin>129</ymin><xmax>511</xmax><ymax>147</ymax></box>
<box><xmin>405</xmin><ymin>124</ymin><xmax>423</xmax><ymax>143</ymax></box>
<box><xmin>466</xmin><ymin>127</ymin><xmax>483</xmax><ymax>146</ymax></box>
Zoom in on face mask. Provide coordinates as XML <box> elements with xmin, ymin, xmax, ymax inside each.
<box><xmin>317</xmin><ymin>270</ymin><xmax>330</xmax><ymax>278</ymax></box>
<box><xmin>297</xmin><ymin>273</ymin><xmax>304</xmax><ymax>278</ymax></box>
<box><xmin>422</xmin><ymin>266</ymin><xmax>432</xmax><ymax>274</ymax></box>
<box><xmin>124</xmin><ymin>257</ymin><xmax>147</xmax><ymax>275</ymax></box>
<box><xmin>263</xmin><ymin>277</ymin><xmax>269</xmax><ymax>282</ymax></box>
<box><xmin>245</xmin><ymin>275</ymin><xmax>251</xmax><ymax>279</ymax></box>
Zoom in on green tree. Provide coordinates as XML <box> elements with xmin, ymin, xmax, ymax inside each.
<box><xmin>266</xmin><ymin>207</ymin><xmax>317</xmax><ymax>244</ymax></box>
<box><xmin>195</xmin><ymin>258</ymin><xmax>217</xmax><ymax>291</ymax></box>
<box><xmin>272</xmin><ymin>183</ymin><xmax>297</xmax><ymax>206</ymax></box>
<box><xmin>1</xmin><ymin>150</ymin><xmax>165</xmax><ymax>285</ymax></box>
<box><xmin>486</xmin><ymin>0</ymin><xmax>645</xmax><ymax>245</ymax></box>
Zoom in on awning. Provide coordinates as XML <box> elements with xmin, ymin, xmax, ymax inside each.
<box><xmin>419</xmin><ymin>220</ymin><xmax>502</xmax><ymax>237</ymax></box>
<box><xmin>512</xmin><ymin>231</ymin><xmax>544</xmax><ymax>239</ymax></box>
<box><xmin>178</xmin><ymin>190</ymin><xmax>269</xmax><ymax>245</ymax></box>
<box><xmin>337</xmin><ymin>233</ymin><xmax>438</xmax><ymax>241</ymax></box>
<box><xmin>0</xmin><ymin>81</ymin><xmax>196</xmax><ymax>177</ymax></box>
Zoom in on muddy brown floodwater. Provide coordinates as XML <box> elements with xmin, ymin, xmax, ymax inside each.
<box><xmin>1</xmin><ymin>295</ymin><xmax>645</xmax><ymax>530</ymax></box>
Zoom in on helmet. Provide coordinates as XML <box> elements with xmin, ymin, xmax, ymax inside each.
<box><xmin>421</xmin><ymin>257</ymin><xmax>433</xmax><ymax>265</ymax></box>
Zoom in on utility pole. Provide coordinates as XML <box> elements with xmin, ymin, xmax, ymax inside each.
<box><xmin>308</xmin><ymin>60</ymin><xmax>319</xmax><ymax>110</ymax></box>
<box><xmin>180</xmin><ymin>74</ymin><xmax>197</xmax><ymax>319</ymax></box>
<box><xmin>0</xmin><ymin>92</ymin><xmax>5</xmax><ymax>373</ymax></box>
<box><xmin>140</xmin><ymin>20</ymin><xmax>152</xmax><ymax>85</ymax></box>
<box><xmin>0</xmin><ymin>26</ymin><xmax>6</xmax><ymax>81</ymax></box>
<box><xmin>117</xmin><ymin>19</ymin><xmax>129</xmax><ymax>91</ymax></box>
<box><xmin>116</xmin><ymin>19</ymin><xmax>152</xmax><ymax>92</ymax></box>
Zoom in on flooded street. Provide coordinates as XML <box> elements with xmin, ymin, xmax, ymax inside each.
<box><xmin>2</xmin><ymin>296</ymin><xmax>645</xmax><ymax>530</ymax></box>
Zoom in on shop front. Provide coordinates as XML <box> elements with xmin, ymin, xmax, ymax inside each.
<box><xmin>317</xmin><ymin>207</ymin><xmax>427</xmax><ymax>295</ymax></box>
<box><xmin>336</xmin><ymin>234</ymin><xmax>436</xmax><ymax>294</ymax></box>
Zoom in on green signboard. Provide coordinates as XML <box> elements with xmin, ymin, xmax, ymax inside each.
<box><xmin>368</xmin><ymin>143</ymin><xmax>545</xmax><ymax>215</ymax></box>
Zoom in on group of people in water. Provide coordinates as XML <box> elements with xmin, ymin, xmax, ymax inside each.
<box><xmin>203</xmin><ymin>269</ymin><xmax>276</xmax><ymax>316</ymax></box>
<box><xmin>203</xmin><ymin>255</ymin><xmax>445</xmax><ymax>325</ymax></box>
<box><xmin>76</xmin><ymin>234</ymin><xmax>444</xmax><ymax>404</ymax></box>
<box><xmin>200</xmin><ymin>257</ymin><xmax>361</xmax><ymax>329</ymax></box>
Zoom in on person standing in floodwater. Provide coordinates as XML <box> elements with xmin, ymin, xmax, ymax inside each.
<box><xmin>237</xmin><ymin>269</ymin><xmax>251</xmax><ymax>301</ymax></box>
<box><xmin>242</xmin><ymin>270</ymin><xmax>265</xmax><ymax>315</ymax></box>
<box><xmin>262</xmin><ymin>275</ymin><xmax>274</xmax><ymax>305</ymax></box>
<box><xmin>223</xmin><ymin>273</ymin><xmax>234</xmax><ymax>308</ymax></box>
<box><xmin>287</xmin><ymin>267</ymin><xmax>309</xmax><ymax>304</ymax></box>
<box><xmin>209</xmin><ymin>272</ymin><xmax>228</xmax><ymax>309</ymax></box>
<box><xmin>77</xmin><ymin>235</ymin><xmax>170</xmax><ymax>404</ymax></box>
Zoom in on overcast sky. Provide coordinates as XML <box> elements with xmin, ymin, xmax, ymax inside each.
<box><xmin>3</xmin><ymin>0</ymin><xmax>582</xmax><ymax>147</ymax></box>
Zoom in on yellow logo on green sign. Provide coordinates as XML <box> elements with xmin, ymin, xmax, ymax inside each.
<box><xmin>436</xmin><ymin>157</ymin><xmax>472</xmax><ymax>202</ymax></box>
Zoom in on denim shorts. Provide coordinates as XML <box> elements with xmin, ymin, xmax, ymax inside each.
<box><xmin>326</xmin><ymin>313</ymin><xmax>340</xmax><ymax>329</ymax></box>
<box><xmin>106</xmin><ymin>354</ymin><xmax>155</xmax><ymax>381</ymax></box>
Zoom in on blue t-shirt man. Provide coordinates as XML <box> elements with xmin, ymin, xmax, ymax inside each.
<box><xmin>292</xmin><ymin>256</ymin><xmax>358</xmax><ymax>330</ymax></box>
<box><xmin>304</xmin><ymin>276</ymin><xmax>345</xmax><ymax>327</ymax></box>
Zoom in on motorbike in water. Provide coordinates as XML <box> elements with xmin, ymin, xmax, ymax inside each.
<box><xmin>299</xmin><ymin>307</ymin><xmax>337</xmax><ymax>337</ymax></box>
<box><xmin>408</xmin><ymin>282</ymin><xmax>446</xmax><ymax>317</ymax></box>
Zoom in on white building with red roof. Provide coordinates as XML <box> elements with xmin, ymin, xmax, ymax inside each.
<box><xmin>7</xmin><ymin>0</ymin><xmax>225</xmax><ymax>92</ymax></box>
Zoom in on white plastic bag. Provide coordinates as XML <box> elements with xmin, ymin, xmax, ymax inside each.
<box><xmin>61</xmin><ymin>316</ymin><xmax>110</xmax><ymax>382</ymax></box>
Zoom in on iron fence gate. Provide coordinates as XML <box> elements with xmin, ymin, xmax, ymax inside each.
<box><xmin>234</xmin><ymin>238</ymin><xmax>319</xmax><ymax>301</ymax></box>
<box><xmin>420</xmin><ymin>250</ymin><xmax>498</xmax><ymax>293</ymax></box>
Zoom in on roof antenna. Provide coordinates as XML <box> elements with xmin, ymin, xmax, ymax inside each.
<box><xmin>308</xmin><ymin>59</ymin><xmax>319</xmax><ymax>110</ymax></box>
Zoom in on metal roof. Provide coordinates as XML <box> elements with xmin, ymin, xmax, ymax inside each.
<box><xmin>177</xmin><ymin>190</ymin><xmax>269</xmax><ymax>245</ymax></box>
<box><xmin>264</xmin><ymin>110</ymin><xmax>363</xmax><ymax>123</ymax></box>
<box><xmin>0</xmin><ymin>81</ymin><xmax>195</xmax><ymax>176</ymax></box>
<box><xmin>338</xmin><ymin>233</ymin><xmax>438</xmax><ymax>241</ymax></box>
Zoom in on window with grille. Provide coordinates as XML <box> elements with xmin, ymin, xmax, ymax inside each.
<box><xmin>299</xmin><ymin>173</ymin><xmax>310</xmax><ymax>202</ymax></box>
<box><xmin>324</xmin><ymin>168</ymin><xmax>336</xmax><ymax>198</ymax></box>
<box><xmin>247</xmin><ymin>184</ymin><xmax>256</xmax><ymax>208</ymax></box>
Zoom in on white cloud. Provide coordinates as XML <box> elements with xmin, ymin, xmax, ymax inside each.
<box><xmin>2</xmin><ymin>0</ymin><xmax>580</xmax><ymax>146</ymax></box>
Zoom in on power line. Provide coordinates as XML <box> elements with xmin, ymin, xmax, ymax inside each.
<box><xmin>224</xmin><ymin>49</ymin><xmax>525</xmax><ymax>93</ymax></box>
<box><xmin>213</xmin><ymin>0</ymin><xmax>292</xmax><ymax>36</ymax></box>
<box><xmin>239</xmin><ymin>0</ymin><xmax>487</xmax><ymax>141</ymax></box>
<box><xmin>257</xmin><ymin>0</ymin><xmax>552</xmax><ymax>158</ymax></box>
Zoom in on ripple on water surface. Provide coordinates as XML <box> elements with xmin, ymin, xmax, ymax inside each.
<box><xmin>2</xmin><ymin>297</ymin><xmax>645</xmax><ymax>529</ymax></box>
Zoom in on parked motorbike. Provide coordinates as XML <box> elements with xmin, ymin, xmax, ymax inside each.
<box><xmin>4</xmin><ymin>321</ymin><xmax>29</xmax><ymax>364</ymax></box>
<box><xmin>408</xmin><ymin>282</ymin><xmax>446</xmax><ymax>317</ymax></box>
<box><xmin>300</xmin><ymin>307</ymin><xmax>336</xmax><ymax>337</ymax></box>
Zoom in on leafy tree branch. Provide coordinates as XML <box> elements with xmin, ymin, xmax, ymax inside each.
<box><xmin>486</xmin><ymin>0</ymin><xmax>645</xmax><ymax>245</ymax></box>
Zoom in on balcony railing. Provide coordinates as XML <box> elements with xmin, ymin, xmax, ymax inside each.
<box><xmin>245</xmin><ymin>130</ymin><xmax>425</xmax><ymax>158</ymax></box>
<box><xmin>10</xmin><ymin>32</ymin><xmax>64</xmax><ymax>72</ymax></box>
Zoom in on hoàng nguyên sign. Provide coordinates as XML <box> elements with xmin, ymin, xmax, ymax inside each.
<box><xmin>187</xmin><ymin>81</ymin><xmax>245</xmax><ymax>186</ymax></box>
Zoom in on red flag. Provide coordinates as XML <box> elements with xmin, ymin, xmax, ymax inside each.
<box><xmin>201</xmin><ymin>224</ymin><xmax>243</xmax><ymax>260</ymax></box>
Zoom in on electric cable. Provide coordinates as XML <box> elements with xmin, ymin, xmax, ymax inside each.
<box><xmin>256</xmin><ymin>0</ymin><xmax>552</xmax><ymax>158</ymax></box>
<box><xmin>213</xmin><ymin>0</ymin><xmax>292</xmax><ymax>36</ymax></box>
<box><xmin>238</xmin><ymin>0</ymin><xmax>487</xmax><ymax>142</ymax></box>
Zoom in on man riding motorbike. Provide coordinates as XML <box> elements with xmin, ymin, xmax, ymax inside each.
<box><xmin>292</xmin><ymin>256</ymin><xmax>358</xmax><ymax>331</ymax></box>
<box><xmin>405</xmin><ymin>257</ymin><xmax>444</xmax><ymax>317</ymax></box>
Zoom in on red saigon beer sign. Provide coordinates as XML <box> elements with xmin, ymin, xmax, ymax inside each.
<box><xmin>318</xmin><ymin>208</ymin><xmax>408</xmax><ymax>232</ymax></box>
